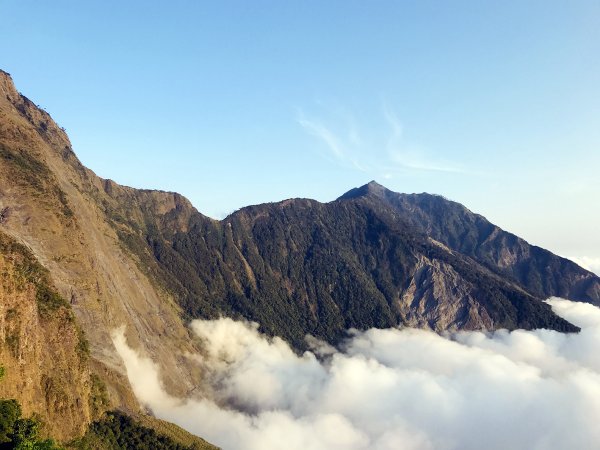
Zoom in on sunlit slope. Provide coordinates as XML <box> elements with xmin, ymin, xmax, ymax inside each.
<box><xmin>0</xmin><ymin>69</ymin><xmax>215</xmax><ymax>445</ymax></box>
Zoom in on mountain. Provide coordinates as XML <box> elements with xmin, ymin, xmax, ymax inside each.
<box><xmin>340</xmin><ymin>181</ymin><xmax>600</xmax><ymax>304</ymax></box>
<box><xmin>121</xmin><ymin>182</ymin><xmax>587</xmax><ymax>349</ymax></box>
<box><xmin>0</xmin><ymin>230</ymin><xmax>95</xmax><ymax>441</ymax></box>
<box><xmin>1</xmin><ymin>69</ymin><xmax>599</xmax><ymax>444</ymax></box>
<box><xmin>0</xmin><ymin>70</ymin><xmax>217</xmax><ymax>448</ymax></box>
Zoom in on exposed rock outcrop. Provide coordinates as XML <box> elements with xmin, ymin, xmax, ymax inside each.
<box><xmin>0</xmin><ymin>231</ymin><xmax>94</xmax><ymax>441</ymax></box>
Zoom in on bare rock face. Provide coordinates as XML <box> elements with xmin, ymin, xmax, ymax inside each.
<box><xmin>398</xmin><ymin>253</ymin><xmax>494</xmax><ymax>331</ymax></box>
<box><xmin>0</xmin><ymin>232</ymin><xmax>94</xmax><ymax>441</ymax></box>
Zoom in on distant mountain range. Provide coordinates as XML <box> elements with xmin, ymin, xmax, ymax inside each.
<box><xmin>0</xmin><ymin>68</ymin><xmax>598</xmax><ymax>445</ymax></box>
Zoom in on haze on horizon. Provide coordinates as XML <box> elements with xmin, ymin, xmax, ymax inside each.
<box><xmin>1</xmin><ymin>1</ymin><xmax>599</xmax><ymax>272</ymax></box>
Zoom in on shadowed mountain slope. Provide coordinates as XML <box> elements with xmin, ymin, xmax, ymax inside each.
<box><xmin>340</xmin><ymin>181</ymin><xmax>600</xmax><ymax>304</ymax></box>
<box><xmin>126</xmin><ymin>188</ymin><xmax>584</xmax><ymax>348</ymax></box>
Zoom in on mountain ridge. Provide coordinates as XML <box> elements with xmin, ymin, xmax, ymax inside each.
<box><xmin>343</xmin><ymin>183</ymin><xmax>600</xmax><ymax>303</ymax></box>
<box><xmin>102</xmin><ymin>175</ymin><xmax>589</xmax><ymax>346</ymax></box>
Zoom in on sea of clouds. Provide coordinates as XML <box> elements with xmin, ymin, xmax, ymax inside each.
<box><xmin>112</xmin><ymin>298</ymin><xmax>600</xmax><ymax>450</ymax></box>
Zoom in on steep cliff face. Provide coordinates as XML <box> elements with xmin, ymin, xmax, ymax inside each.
<box><xmin>0</xmin><ymin>231</ymin><xmax>95</xmax><ymax>441</ymax></box>
<box><xmin>0</xmin><ymin>70</ymin><xmax>206</xmax><ymax>427</ymax></box>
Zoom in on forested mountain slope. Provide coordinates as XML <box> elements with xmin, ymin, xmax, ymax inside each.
<box><xmin>340</xmin><ymin>181</ymin><xmax>600</xmax><ymax>304</ymax></box>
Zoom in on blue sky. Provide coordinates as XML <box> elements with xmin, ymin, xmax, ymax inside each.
<box><xmin>2</xmin><ymin>1</ymin><xmax>599</xmax><ymax>270</ymax></box>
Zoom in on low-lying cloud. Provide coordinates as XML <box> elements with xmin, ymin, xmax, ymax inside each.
<box><xmin>113</xmin><ymin>298</ymin><xmax>600</xmax><ymax>450</ymax></box>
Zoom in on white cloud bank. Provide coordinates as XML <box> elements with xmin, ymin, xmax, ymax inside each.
<box><xmin>113</xmin><ymin>298</ymin><xmax>600</xmax><ymax>450</ymax></box>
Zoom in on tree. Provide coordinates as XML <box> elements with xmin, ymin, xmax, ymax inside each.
<box><xmin>9</xmin><ymin>417</ymin><xmax>61</xmax><ymax>450</ymax></box>
<box><xmin>0</xmin><ymin>400</ymin><xmax>21</xmax><ymax>443</ymax></box>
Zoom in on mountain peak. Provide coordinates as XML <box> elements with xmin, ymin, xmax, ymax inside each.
<box><xmin>0</xmin><ymin>69</ymin><xmax>12</xmax><ymax>82</ymax></box>
<box><xmin>0</xmin><ymin>69</ymin><xmax>19</xmax><ymax>102</ymax></box>
<box><xmin>337</xmin><ymin>180</ymin><xmax>390</xmax><ymax>201</ymax></box>
<box><xmin>365</xmin><ymin>180</ymin><xmax>385</xmax><ymax>190</ymax></box>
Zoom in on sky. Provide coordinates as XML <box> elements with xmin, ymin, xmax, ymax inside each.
<box><xmin>1</xmin><ymin>1</ymin><xmax>599</xmax><ymax>270</ymax></box>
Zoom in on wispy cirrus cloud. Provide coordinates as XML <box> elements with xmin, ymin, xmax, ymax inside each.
<box><xmin>297</xmin><ymin>113</ymin><xmax>368</xmax><ymax>172</ymax></box>
<box><xmin>297</xmin><ymin>116</ymin><xmax>346</xmax><ymax>162</ymax></box>
<box><xmin>382</xmin><ymin>104</ymin><xmax>465</xmax><ymax>174</ymax></box>
<box><xmin>297</xmin><ymin>103</ymin><xmax>467</xmax><ymax>178</ymax></box>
